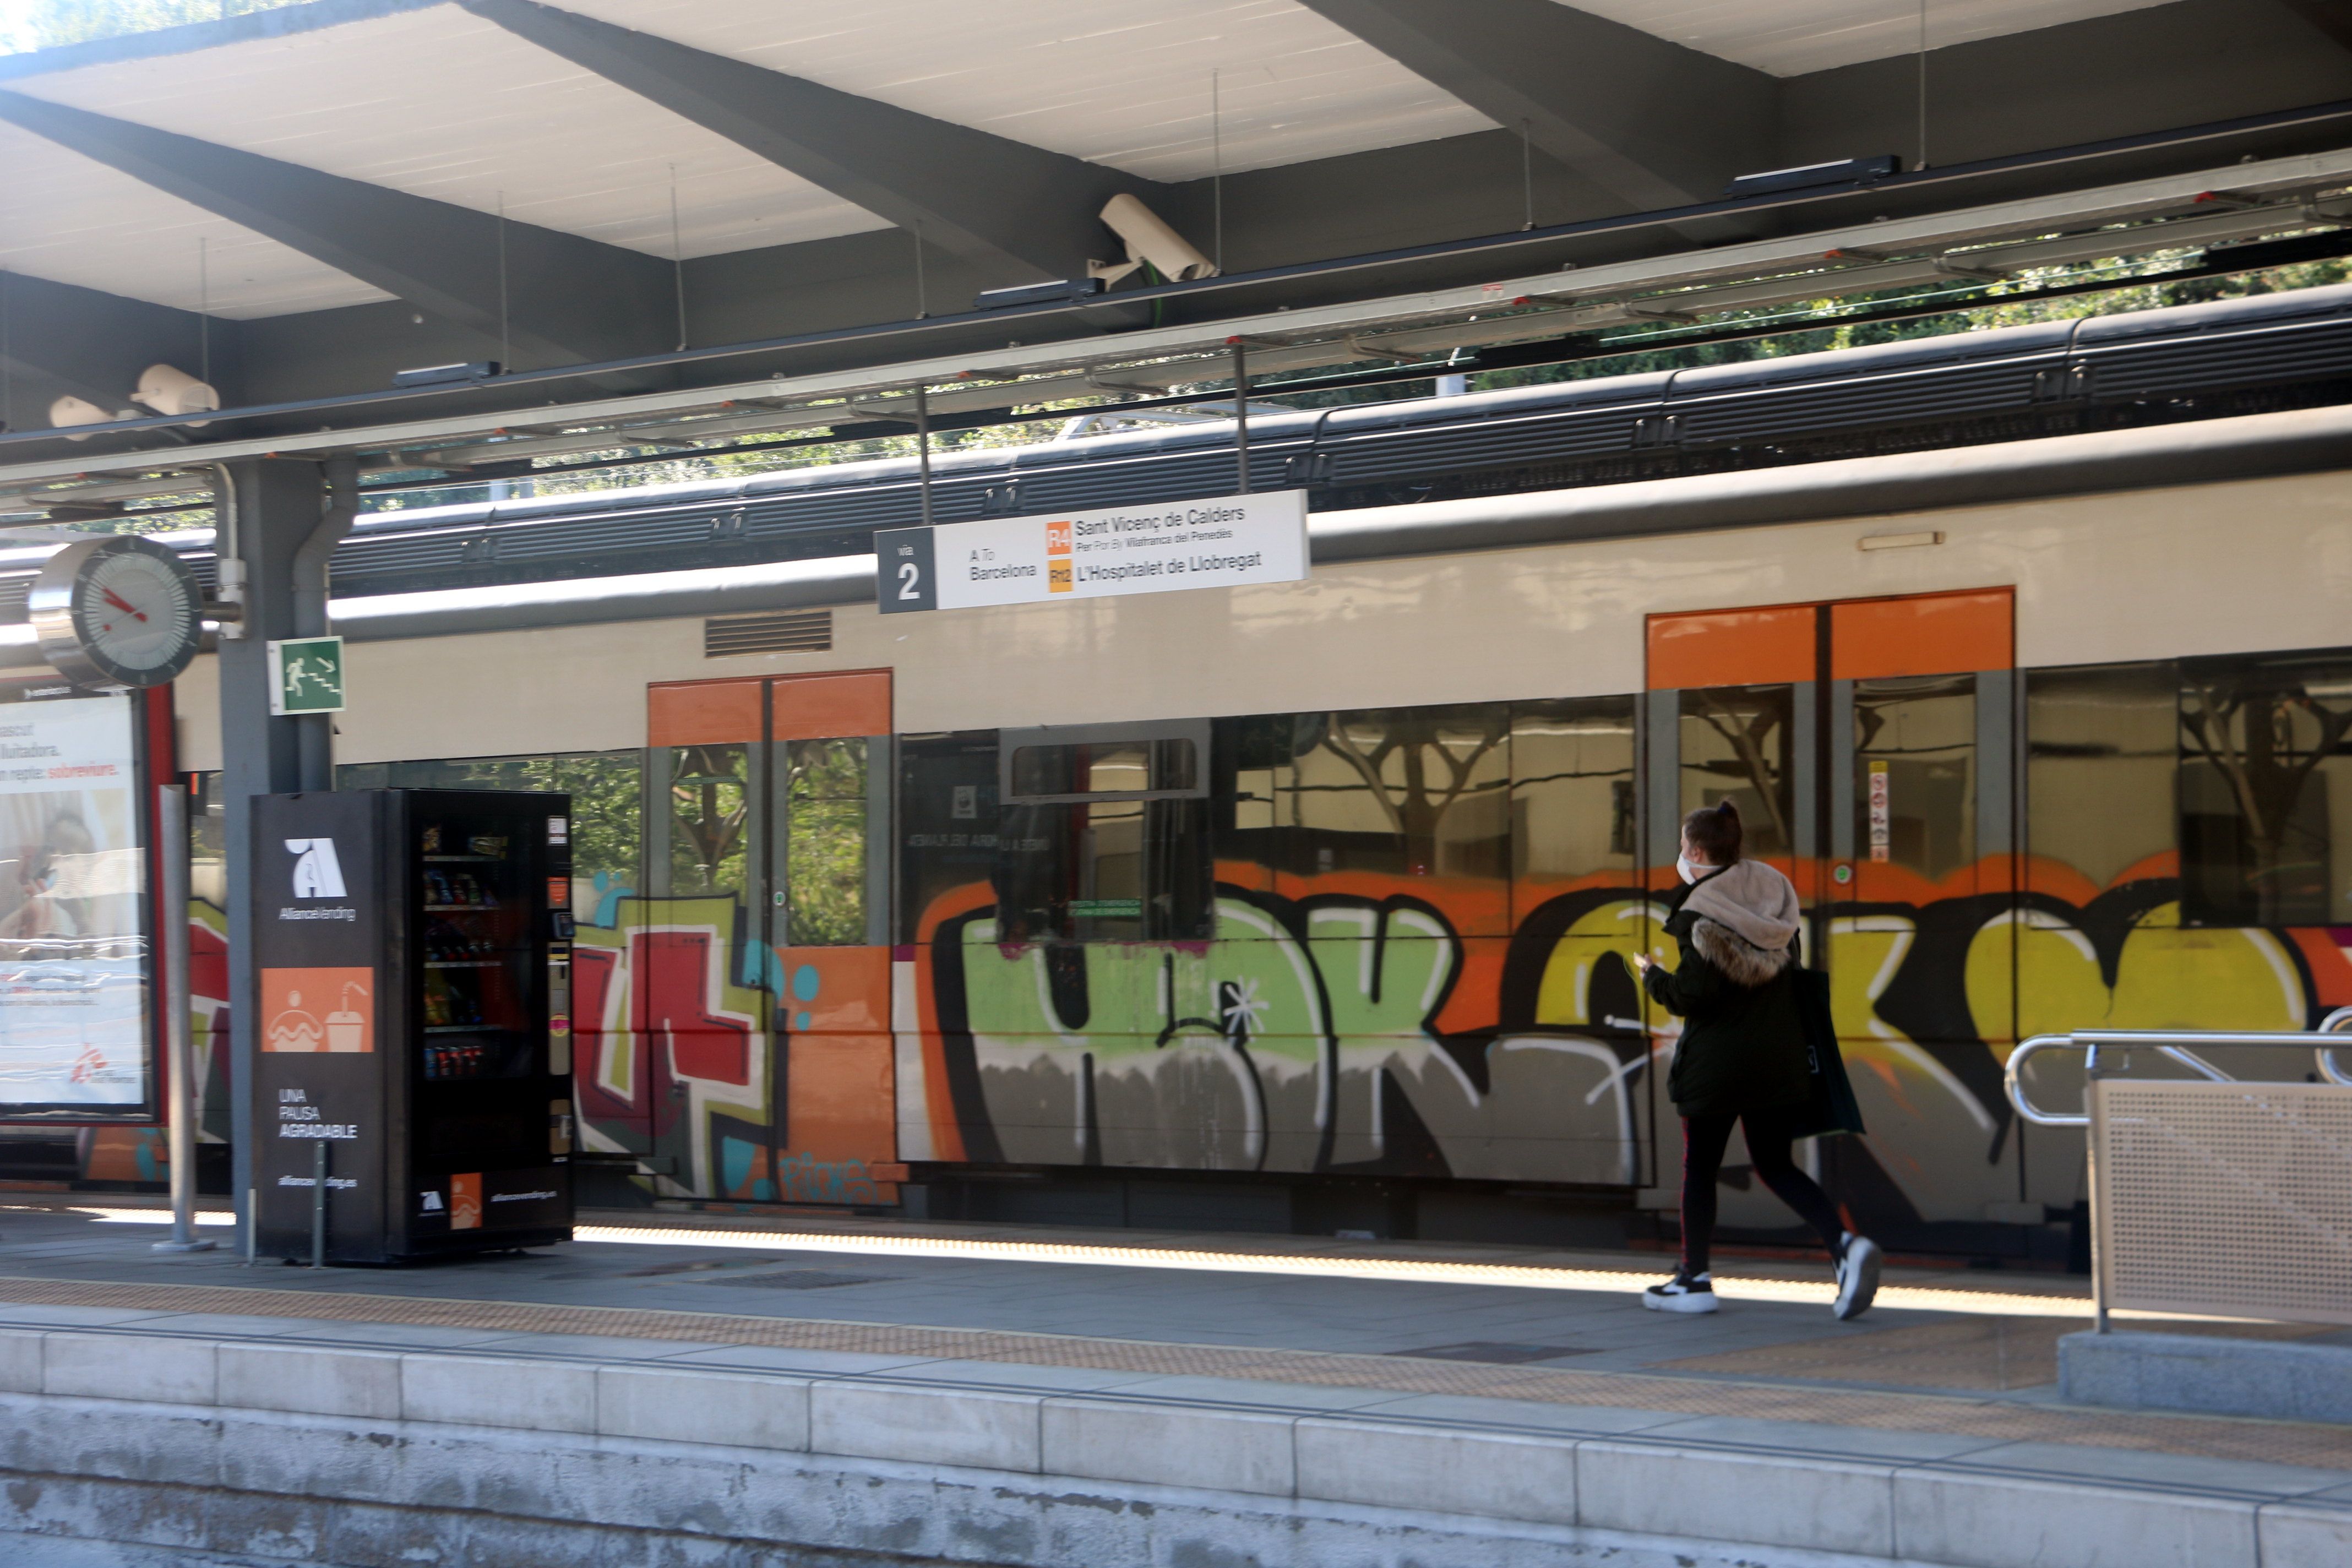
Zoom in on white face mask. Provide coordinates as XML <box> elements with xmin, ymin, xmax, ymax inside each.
<box><xmin>1676</xmin><ymin>852</ymin><xmax>1701</xmax><ymax>885</ymax></box>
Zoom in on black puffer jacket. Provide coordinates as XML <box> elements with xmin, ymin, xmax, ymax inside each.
<box><xmin>1642</xmin><ymin>861</ymin><xmax>1811</xmax><ymax>1118</ymax></box>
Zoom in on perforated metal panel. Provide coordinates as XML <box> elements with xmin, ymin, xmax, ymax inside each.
<box><xmin>2092</xmin><ymin>1080</ymin><xmax>2352</xmax><ymax>1325</ymax></box>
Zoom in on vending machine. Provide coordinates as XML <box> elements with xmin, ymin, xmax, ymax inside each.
<box><xmin>251</xmin><ymin>788</ymin><xmax>574</xmax><ymax>1263</ymax></box>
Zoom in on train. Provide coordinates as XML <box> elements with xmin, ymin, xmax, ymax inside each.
<box><xmin>11</xmin><ymin>279</ymin><xmax>2352</xmax><ymax>1263</ymax></box>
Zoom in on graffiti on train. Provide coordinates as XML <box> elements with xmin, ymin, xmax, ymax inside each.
<box><xmin>916</xmin><ymin>877</ymin><xmax>2333</xmax><ymax>1196</ymax></box>
<box><xmin>561</xmin><ymin>902</ymin><xmax>900</xmax><ymax>1204</ymax></box>
<box><xmin>128</xmin><ymin>874</ymin><xmax>2335</xmax><ymax>1213</ymax></box>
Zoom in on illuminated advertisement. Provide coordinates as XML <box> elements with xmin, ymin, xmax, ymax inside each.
<box><xmin>0</xmin><ymin>694</ymin><xmax>151</xmax><ymax>1114</ymax></box>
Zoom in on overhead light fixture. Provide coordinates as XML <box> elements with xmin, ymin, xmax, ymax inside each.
<box><xmin>393</xmin><ymin>361</ymin><xmax>502</xmax><ymax>388</ymax></box>
<box><xmin>130</xmin><ymin>363</ymin><xmax>217</xmax><ymax>423</ymax></box>
<box><xmin>1724</xmin><ymin>155</ymin><xmax>1901</xmax><ymax>200</ymax></box>
<box><xmin>1089</xmin><ymin>193</ymin><xmax>1219</xmax><ymax>285</ymax></box>
<box><xmin>975</xmin><ymin>277</ymin><xmax>1106</xmax><ymax>311</ymax></box>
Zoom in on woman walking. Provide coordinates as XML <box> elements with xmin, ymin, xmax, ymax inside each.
<box><xmin>1634</xmin><ymin>801</ymin><xmax>1881</xmax><ymax>1320</ymax></box>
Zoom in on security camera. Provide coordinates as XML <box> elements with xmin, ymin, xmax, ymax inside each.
<box><xmin>49</xmin><ymin>395</ymin><xmax>135</xmax><ymax>442</ymax></box>
<box><xmin>130</xmin><ymin>363</ymin><xmax>218</xmax><ymax>423</ymax></box>
<box><xmin>1088</xmin><ymin>194</ymin><xmax>1218</xmax><ymax>286</ymax></box>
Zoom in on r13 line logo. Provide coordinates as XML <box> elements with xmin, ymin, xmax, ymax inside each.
<box><xmin>286</xmin><ymin>839</ymin><xmax>347</xmax><ymax>898</ymax></box>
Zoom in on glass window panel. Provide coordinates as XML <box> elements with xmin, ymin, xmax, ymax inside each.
<box><xmin>2026</xmin><ymin>663</ymin><xmax>2177</xmax><ymax>895</ymax></box>
<box><xmin>1853</xmin><ymin>675</ymin><xmax>1976</xmax><ymax>882</ymax></box>
<box><xmin>1511</xmin><ymin>696</ymin><xmax>1637</xmax><ymax>889</ymax></box>
<box><xmin>994</xmin><ymin>797</ymin><xmax>1210</xmax><ymax>942</ymax></box>
<box><xmin>1213</xmin><ymin>714</ymin><xmax>1322</xmax><ymax>892</ymax></box>
<box><xmin>665</xmin><ymin>744</ymin><xmax>751</xmax><ymax>899</ymax></box>
<box><xmin>783</xmin><ymin>737</ymin><xmax>867</xmax><ymax>946</ymax></box>
<box><xmin>1256</xmin><ymin>706</ymin><xmax>1512</xmax><ymax>880</ymax></box>
<box><xmin>898</xmin><ymin>731</ymin><xmax>1001</xmax><ymax>945</ymax></box>
<box><xmin>2179</xmin><ymin>652</ymin><xmax>2352</xmax><ymax>927</ymax></box>
<box><xmin>1680</xmin><ymin>686</ymin><xmax>1795</xmax><ymax>860</ymax></box>
<box><xmin>1009</xmin><ymin>739</ymin><xmax>1197</xmax><ymax>797</ymax></box>
<box><xmin>332</xmin><ymin>751</ymin><xmax>641</xmax><ymax>904</ymax></box>
<box><xmin>188</xmin><ymin>771</ymin><xmax>228</xmax><ymax>908</ymax></box>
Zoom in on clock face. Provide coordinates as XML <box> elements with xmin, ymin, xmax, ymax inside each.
<box><xmin>75</xmin><ymin>549</ymin><xmax>197</xmax><ymax>675</ymax></box>
<box><xmin>29</xmin><ymin>536</ymin><xmax>203</xmax><ymax>690</ymax></box>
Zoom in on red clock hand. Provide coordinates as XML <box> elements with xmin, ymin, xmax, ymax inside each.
<box><xmin>100</xmin><ymin>587</ymin><xmax>148</xmax><ymax>623</ymax></box>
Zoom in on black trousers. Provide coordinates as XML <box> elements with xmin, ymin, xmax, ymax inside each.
<box><xmin>1679</xmin><ymin>1106</ymin><xmax>1846</xmax><ymax>1276</ymax></box>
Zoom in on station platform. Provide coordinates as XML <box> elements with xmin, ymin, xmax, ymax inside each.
<box><xmin>0</xmin><ymin>1198</ymin><xmax>2346</xmax><ymax>1567</ymax></box>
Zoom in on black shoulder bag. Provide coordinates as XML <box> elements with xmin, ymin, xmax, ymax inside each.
<box><xmin>1783</xmin><ymin>929</ymin><xmax>1866</xmax><ymax>1139</ymax></box>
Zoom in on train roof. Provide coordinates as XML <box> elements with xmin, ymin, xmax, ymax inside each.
<box><xmin>341</xmin><ymin>279</ymin><xmax>2352</xmax><ymax>540</ymax></box>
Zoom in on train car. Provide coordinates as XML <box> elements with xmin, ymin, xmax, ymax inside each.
<box><xmin>150</xmin><ymin>455</ymin><xmax>2352</xmax><ymax>1261</ymax></box>
<box><xmin>15</xmin><ymin>284</ymin><xmax>2352</xmax><ymax>1262</ymax></box>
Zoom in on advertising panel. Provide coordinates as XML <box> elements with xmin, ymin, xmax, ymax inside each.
<box><xmin>0</xmin><ymin>693</ymin><xmax>151</xmax><ymax>1115</ymax></box>
<box><xmin>253</xmin><ymin>791</ymin><xmax>388</xmax><ymax>1260</ymax></box>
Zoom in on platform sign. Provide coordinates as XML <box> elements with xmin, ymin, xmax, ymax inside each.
<box><xmin>268</xmin><ymin>636</ymin><xmax>345</xmax><ymax>716</ymax></box>
<box><xmin>878</xmin><ymin>490</ymin><xmax>1309</xmax><ymax>614</ymax></box>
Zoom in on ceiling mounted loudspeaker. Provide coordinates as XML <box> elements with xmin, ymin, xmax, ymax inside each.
<box><xmin>1088</xmin><ymin>194</ymin><xmax>1218</xmax><ymax>286</ymax></box>
<box><xmin>130</xmin><ymin>363</ymin><xmax>218</xmax><ymax>423</ymax></box>
<box><xmin>48</xmin><ymin>395</ymin><xmax>134</xmax><ymax>443</ymax></box>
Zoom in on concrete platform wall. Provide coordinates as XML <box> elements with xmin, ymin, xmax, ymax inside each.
<box><xmin>0</xmin><ymin>1326</ymin><xmax>2346</xmax><ymax>1568</ymax></box>
<box><xmin>2060</xmin><ymin>1330</ymin><xmax>2352</xmax><ymax>1424</ymax></box>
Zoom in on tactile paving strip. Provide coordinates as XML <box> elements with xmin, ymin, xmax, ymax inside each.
<box><xmin>1</xmin><ymin>1274</ymin><xmax>2347</xmax><ymax>1470</ymax></box>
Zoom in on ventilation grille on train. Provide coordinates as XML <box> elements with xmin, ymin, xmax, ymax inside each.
<box><xmin>704</xmin><ymin>609</ymin><xmax>831</xmax><ymax>656</ymax></box>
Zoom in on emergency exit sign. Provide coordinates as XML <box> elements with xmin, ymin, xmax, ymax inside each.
<box><xmin>877</xmin><ymin>490</ymin><xmax>1309</xmax><ymax>613</ymax></box>
<box><xmin>268</xmin><ymin>636</ymin><xmax>346</xmax><ymax>715</ymax></box>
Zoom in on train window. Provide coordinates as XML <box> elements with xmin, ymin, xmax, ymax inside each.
<box><xmin>1215</xmin><ymin>713</ymin><xmax>1321</xmax><ymax>894</ymax></box>
<box><xmin>2179</xmin><ymin>652</ymin><xmax>2352</xmax><ymax>927</ymax></box>
<box><xmin>993</xmin><ymin>796</ymin><xmax>1212</xmax><ymax>943</ymax></box>
<box><xmin>994</xmin><ymin>722</ymin><xmax>1212</xmax><ymax>942</ymax></box>
<box><xmin>1510</xmin><ymin>696</ymin><xmax>1636</xmax><ymax>894</ymax></box>
<box><xmin>1679</xmin><ymin>685</ymin><xmax>1795</xmax><ymax>861</ymax></box>
<box><xmin>655</xmin><ymin>743</ymin><xmax>754</xmax><ymax>899</ymax></box>
<box><xmin>1243</xmin><ymin>706</ymin><xmax>1512</xmax><ymax>927</ymax></box>
<box><xmin>335</xmin><ymin>750</ymin><xmax>642</xmax><ymax>917</ymax></box>
<box><xmin>897</xmin><ymin>731</ymin><xmax>1001</xmax><ymax>945</ymax></box>
<box><xmin>780</xmin><ymin>738</ymin><xmax>867</xmax><ymax>946</ymax></box>
<box><xmin>1008</xmin><ymin>738</ymin><xmax>1199</xmax><ymax>799</ymax></box>
<box><xmin>2025</xmin><ymin>663</ymin><xmax>2177</xmax><ymax>901</ymax></box>
<box><xmin>1852</xmin><ymin>675</ymin><xmax>1977</xmax><ymax>883</ymax></box>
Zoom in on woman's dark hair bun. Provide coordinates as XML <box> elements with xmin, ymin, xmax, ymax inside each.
<box><xmin>1682</xmin><ymin>799</ymin><xmax>1744</xmax><ymax>865</ymax></box>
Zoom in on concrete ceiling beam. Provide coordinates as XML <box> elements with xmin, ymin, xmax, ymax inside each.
<box><xmin>461</xmin><ymin>0</ymin><xmax>1155</xmax><ymax>285</ymax></box>
<box><xmin>0</xmin><ymin>89</ymin><xmax>677</xmax><ymax>371</ymax></box>
<box><xmin>1294</xmin><ymin>0</ymin><xmax>1779</xmax><ymax>211</ymax></box>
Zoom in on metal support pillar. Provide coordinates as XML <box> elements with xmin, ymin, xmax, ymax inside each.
<box><xmin>153</xmin><ymin>784</ymin><xmax>213</xmax><ymax>1254</ymax></box>
<box><xmin>914</xmin><ymin>385</ymin><xmax>933</xmax><ymax>527</ymax></box>
<box><xmin>218</xmin><ymin>458</ymin><xmax>326</xmax><ymax>1249</ymax></box>
<box><xmin>291</xmin><ymin>455</ymin><xmax>357</xmax><ymax>791</ymax></box>
<box><xmin>1232</xmin><ymin>340</ymin><xmax>1250</xmax><ymax>494</ymax></box>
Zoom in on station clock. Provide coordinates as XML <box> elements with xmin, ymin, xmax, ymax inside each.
<box><xmin>29</xmin><ymin>534</ymin><xmax>205</xmax><ymax>690</ymax></box>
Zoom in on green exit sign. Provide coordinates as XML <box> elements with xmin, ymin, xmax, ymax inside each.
<box><xmin>268</xmin><ymin>636</ymin><xmax>345</xmax><ymax>715</ymax></box>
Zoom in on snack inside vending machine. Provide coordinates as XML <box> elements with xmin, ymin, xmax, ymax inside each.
<box><xmin>252</xmin><ymin>788</ymin><xmax>574</xmax><ymax>1262</ymax></box>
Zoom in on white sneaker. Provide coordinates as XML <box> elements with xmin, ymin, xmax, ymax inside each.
<box><xmin>1833</xmin><ymin>1233</ymin><xmax>1881</xmax><ymax>1320</ymax></box>
<box><xmin>1642</xmin><ymin>1271</ymin><xmax>1718</xmax><ymax>1314</ymax></box>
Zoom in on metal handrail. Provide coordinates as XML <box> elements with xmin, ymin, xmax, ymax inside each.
<box><xmin>2006</xmin><ymin>1016</ymin><xmax>2352</xmax><ymax>1128</ymax></box>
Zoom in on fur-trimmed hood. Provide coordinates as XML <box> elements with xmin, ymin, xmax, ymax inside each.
<box><xmin>1683</xmin><ymin>859</ymin><xmax>1800</xmax><ymax>986</ymax></box>
<box><xmin>1691</xmin><ymin>917</ymin><xmax>1794</xmax><ymax>986</ymax></box>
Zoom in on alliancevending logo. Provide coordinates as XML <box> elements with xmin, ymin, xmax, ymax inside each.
<box><xmin>1046</xmin><ymin>519</ymin><xmax>1073</xmax><ymax>593</ymax></box>
<box><xmin>286</xmin><ymin>837</ymin><xmax>348</xmax><ymax>897</ymax></box>
<box><xmin>450</xmin><ymin>1172</ymin><xmax>482</xmax><ymax>1230</ymax></box>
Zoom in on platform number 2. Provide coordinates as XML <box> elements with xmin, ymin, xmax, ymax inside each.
<box><xmin>876</xmin><ymin>526</ymin><xmax>937</xmax><ymax>613</ymax></box>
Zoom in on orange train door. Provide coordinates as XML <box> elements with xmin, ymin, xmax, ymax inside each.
<box><xmin>635</xmin><ymin>672</ymin><xmax>899</xmax><ymax>1203</ymax></box>
<box><xmin>1643</xmin><ymin>589</ymin><xmax>2021</xmax><ymax>1242</ymax></box>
